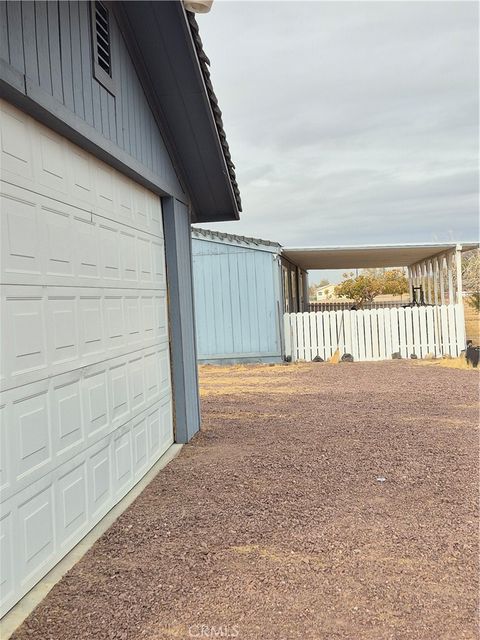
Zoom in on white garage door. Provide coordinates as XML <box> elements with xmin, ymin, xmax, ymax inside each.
<box><xmin>0</xmin><ymin>100</ymin><xmax>174</xmax><ymax>616</ymax></box>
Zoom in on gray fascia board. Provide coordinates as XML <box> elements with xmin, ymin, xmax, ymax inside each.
<box><xmin>177</xmin><ymin>3</ymin><xmax>240</xmax><ymax>219</ymax></box>
<box><xmin>122</xmin><ymin>1</ymin><xmax>239</xmax><ymax>223</ymax></box>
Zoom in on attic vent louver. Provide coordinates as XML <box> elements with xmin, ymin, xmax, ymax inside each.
<box><xmin>95</xmin><ymin>1</ymin><xmax>111</xmax><ymax>76</ymax></box>
<box><xmin>91</xmin><ymin>0</ymin><xmax>115</xmax><ymax>93</ymax></box>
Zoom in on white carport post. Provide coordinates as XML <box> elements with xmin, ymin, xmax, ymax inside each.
<box><xmin>407</xmin><ymin>266</ymin><xmax>412</xmax><ymax>300</ymax></box>
<box><xmin>439</xmin><ymin>256</ymin><xmax>446</xmax><ymax>304</ymax></box>
<box><xmin>447</xmin><ymin>252</ymin><xmax>454</xmax><ymax>304</ymax></box>
<box><xmin>455</xmin><ymin>244</ymin><xmax>463</xmax><ymax>304</ymax></box>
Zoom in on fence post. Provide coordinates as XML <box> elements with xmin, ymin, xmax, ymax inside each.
<box><xmin>455</xmin><ymin>303</ymin><xmax>466</xmax><ymax>355</ymax></box>
<box><xmin>283</xmin><ymin>313</ymin><xmax>291</xmax><ymax>360</ymax></box>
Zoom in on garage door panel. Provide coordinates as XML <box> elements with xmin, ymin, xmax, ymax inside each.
<box><xmin>0</xmin><ymin>103</ymin><xmax>34</xmax><ymax>185</ymax></box>
<box><xmin>88</xmin><ymin>443</ymin><xmax>112</xmax><ymax>520</ymax></box>
<box><xmin>44</xmin><ymin>207</ymin><xmax>75</xmax><ymax>278</ymax></box>
<box><xmin>1</xmin><ymin>193</ymin><xmax>41</xmax><ymax>278</ymax></box>
<box><xmin>69</xmin><ymin>148</ymin><xmax>94</xmax><ymax>207</ymax></box>
<box><xmin>47</xmin><ymin>296</ymin><xmax>78</xmax><ymax>365</ymax></box>
<box><xmin>83</xmin><ymin>370</ymin><xmax>109</xmax><ymax>439</ymax></box>
<box><xmin>56</xmin><ymin>462</ymin><xmax>88</xmax><ymax>550</ymax></box>
<box><xmin>113</xmin><ymin>428</ymin><xmax>133</xmax><ymax>497</ymax></box>
<box><xmin>52</xmin><ymin>380</ymin><xmax>84</xmax><ymax>456</ymax></box>
<box><xmin>0</xmin><ymin>403</ymin><xmax>8</xmax><ymax>493</ymax></box>
<box><xmin>0</xmin><ymin>509</ymin><xmax>15</xmax><ymax>607</ymax></box>
<box><xmin>17</xmin><ymin>482</ymin><xmax>55</xmax><ymax>592</ymax></box>
<box><xmin>133</xmin><ymin>417</ymin><xmax>148</xmax><ymax>478</ymax></box>
<box><xmin>36</xmin><ymin>130</ymin><xmax>68</xmax><ymax>196</ymax></box>
<box><xmin>2</xmin><ymin>289</ymin><xmax>47</xmax><ymax>385</ymax></box>
<box><xmin>14</xmin><ymin>389</ymin><xmax>51</xmax><ymax>483</ymax></box>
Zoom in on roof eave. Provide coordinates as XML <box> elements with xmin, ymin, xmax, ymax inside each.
<box><xmin>118</xmin><ymin>1</ymin><xmax>240</xmax><ymax>222</ymax></box>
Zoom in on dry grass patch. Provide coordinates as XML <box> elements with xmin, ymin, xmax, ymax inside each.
<box><xmin>415</xmin><ymin>356</ymin><xmax>478</xmax><ymax>370</ymax></box>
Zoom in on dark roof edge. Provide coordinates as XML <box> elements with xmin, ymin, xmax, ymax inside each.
<box><xmin>186</xmin><ymin>11</ymin><xmax>242</xmax><ymax>213</ymax></box>
<box><xmin>192</xmin><ymin>226</ymin><xmax>281</xmax><ymax>248</ymax></box>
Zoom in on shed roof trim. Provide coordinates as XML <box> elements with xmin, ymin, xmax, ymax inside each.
<box><xmin>192</xmin><ymin>226</ymin><xmax>281</xmax><ymax>250</ymax></box>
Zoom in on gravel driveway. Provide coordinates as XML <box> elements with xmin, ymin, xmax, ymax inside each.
<box><xmin>11</xmin><ymin>361</ymin><xmax>479</xmax><ymax>640</ymax></box>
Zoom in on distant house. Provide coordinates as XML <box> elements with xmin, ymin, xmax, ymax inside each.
<box><xmin>315</xmin><ymin>284</ymin><xmax>339</xmax><ymax>301</ymax></box>
<box><xmin>192</xmin><ymin>228</ymin><xmax>307</xmax><ymax>363</ymax></box>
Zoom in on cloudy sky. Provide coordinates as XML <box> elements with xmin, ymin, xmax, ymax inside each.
<box><xmin>196</xmin><ymin>1</ymin><xmax>479</xmax><ymax>281</ymax></box>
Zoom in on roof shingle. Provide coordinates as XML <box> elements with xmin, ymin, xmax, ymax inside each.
<box><xmin>187</xmin><ymin>11</ymin><xmax>242</xmax><ymax>213</ymax></box>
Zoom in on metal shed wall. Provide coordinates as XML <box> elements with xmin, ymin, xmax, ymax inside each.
<box><xmin>192</xmin><ymin>237</ymin><xmax>283</xmax><ymax>362</ymax></box>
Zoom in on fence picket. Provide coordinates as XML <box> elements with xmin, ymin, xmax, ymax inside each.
<box><xmin>356</xmin><ymin>311</ymin><xmax>365</xmax><ymax>361</ymax></box>
<box><xmin>315</xmin><ymin>313</ymin><xmax>324</xmax><ymax>360</ymax></box>
<box><xmin>284</xmin><ymin>314</ymin><xmax>292</xmax><ymax>360</ymax></box>
<box><xmin>378</xmin><ymin>309</ymin><xmax>387</xmax><ymax>360</ymax></box>
<box><xmin>323</xmin><ymin>311</ymin><xmax>331</xmax><ymax>359</ymax></box>
<box><xmin>329</xmin><ymin>311</ymin><xmax>337</xmax><ymax>358</ymax></box>
<box><xmin>369</xmin><ymin>311</ymin><xmax>378</xmax><ymax>360</ymax></box>
<box><xmin>363</xmin><ymin>310</ymin><xmax>373</xmax><ymax>360</ymax></box>
<box><xmin>343</xmin><ymin>309</ymin><xmax>352</xmax><ymax>356</ymax></box>
<box><xmin>309</xmin><ymin>311</ymin><xmax>318</xmax><ymax>359</ymax></box>
<box><xmin>404</xmin><ymin>307</ymin><xmax>413</xmax><ymax>357</ymax></box>
<box><xmin>439</xmin><ymin>305</ymin><xmax>449</xmax><ymax>356</ymax></box>
<box><xmin>336</xmin><ymin>310</ymin><xmax>345</xmax><ymax>355</ymax></box>
<box><xmin>411</xmin><ymin>307</ymin><xmax>421</xmax><ymax>357</ymax></box>
<box><xmin>349</xmin><ymin>310</ymin><xmax>359</xmax><ymax>360</ymax></box>
<box><xmin>295</xmin><ymin>313</ymin><xmax>303</xmax><ymax>360</ymax></box>
<box><xmin>291</xmin><ymin>314</ymin><xmax>298</xmax><ymax>361</ymax></box>
<box><xmin>419</xmin><ymin>306</ymin><xmax>428</xmax><ymax>357</ymax></box>
<box><xmin>383</xmin><ymin>308</ymin><xmax>393</xmax><ymax>359</ymax></box>
<box><xmin>455</xmin><ymin>304</ymin><xmax>466</xmax><ymax>355</ymax></box>
<box><xmin>447</xmin><ymin>305</ymin><xmax>457</xmax><ymax>356</ymax></box>
<box><xmin>425</xmin><ymin>306</ymin><xmax>435</xmax><ymax>355</ymax></box>
<box><xmin>303</xmin><ymin>313</ymin><xmax>311</xmax><ymax>361</ymax></box>
<box><xmin>399</xmin><ymin>308</ymin><xmax>407</xmax><ymax>358</ymax></box>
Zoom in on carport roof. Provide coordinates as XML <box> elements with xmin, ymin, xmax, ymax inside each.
<box><xmin>281</xmin><ymin>242</ymin><xmax>479</xmax><ymax>271</ymax></box>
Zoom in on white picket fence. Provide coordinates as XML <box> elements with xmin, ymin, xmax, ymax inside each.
<box><xmin>284</xmin><ymin>304</ymin><xmax>466</xmax><ymax>362</ymax></box>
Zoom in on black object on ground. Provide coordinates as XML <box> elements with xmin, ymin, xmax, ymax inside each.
<box><xmin>466</xmin><ymin>342</ymin><xmax>479</xmax><ymax>368</ymax></box>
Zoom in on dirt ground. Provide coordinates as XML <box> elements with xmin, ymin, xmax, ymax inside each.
<box><xmin>11</xmin><ymin>361</ymin><xmax>479</xmax><ymax>640</ymax></box>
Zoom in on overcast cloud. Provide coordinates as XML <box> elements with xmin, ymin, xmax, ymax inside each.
<box><xmin>196</xmin><ymin>1</ymin><xmax>479</xmax><ymax>280</ymax></box>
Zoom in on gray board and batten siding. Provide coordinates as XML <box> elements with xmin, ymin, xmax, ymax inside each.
<box><xmin>0</xmin><ymin>0</ymin><xmax>183</xmax><ymax>200</ymax></box>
